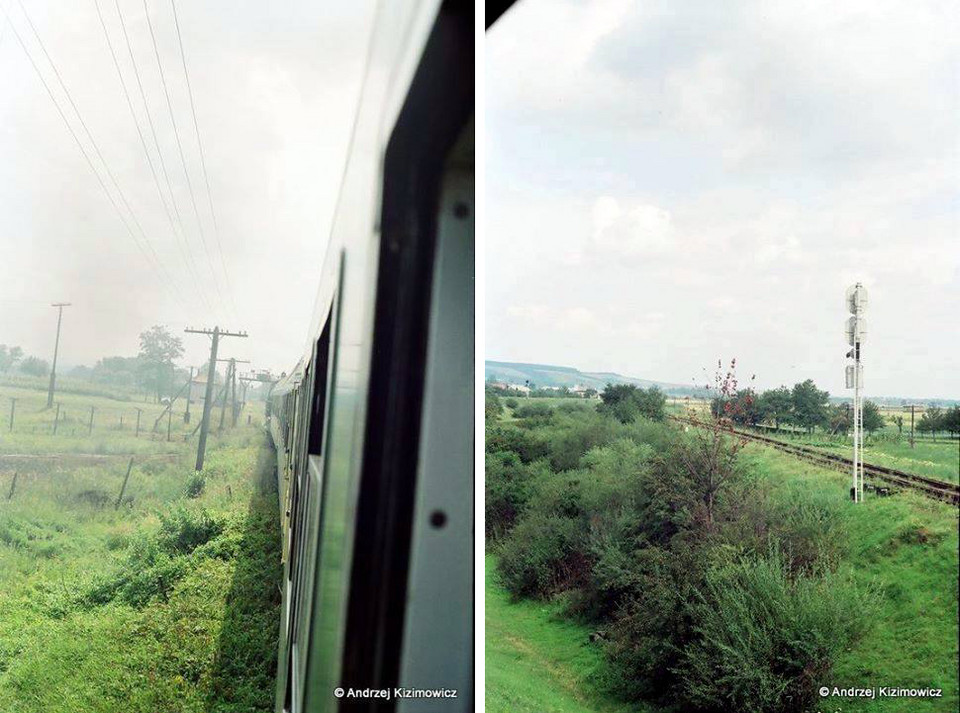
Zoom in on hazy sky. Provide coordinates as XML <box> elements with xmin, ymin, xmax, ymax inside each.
<box><xmin>1</xmin><ymin>0</ymin><xmax>374</xmax><ymax>373</ymax></box>
<box><xmin>487</xmin><ymin>0</ymin><xmax>959</xmax><ymax>399</ymax></box>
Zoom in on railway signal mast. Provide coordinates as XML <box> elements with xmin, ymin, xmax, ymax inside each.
<box><xmin>845</xmin><ymin>283</ymin><xmax>868</xmax><ymax>502</ymax></box>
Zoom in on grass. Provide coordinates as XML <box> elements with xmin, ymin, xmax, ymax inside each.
<box><xmin>758</xmin><ymin>431</ymin><xmax>959</xmax><ymax>483</ymax></box>
<box><xmin>485</xmin><ymin>557</ymin><xmax>648</xmax><ymax>713</ymax></box>
<box><xmin>0</xmin><ymin>383</ymin><xmax>261</xmax><ymax>456</ymax></box>
<box><xmin>0</xmin><ymin>384</ymin><xmax>280</xmax><ymax>712</ymax></box>
<box><xmin>741</xmin><ymin>446</ymin><xmax>959</xmax><ymax>713</ymax></box>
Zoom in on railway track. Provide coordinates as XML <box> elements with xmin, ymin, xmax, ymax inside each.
<box><xmin>669</xmin><ymin>415</ymin><xmax>960</xmax><ymax>507</ymax></box>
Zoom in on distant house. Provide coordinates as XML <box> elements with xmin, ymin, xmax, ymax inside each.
<box><xmin>487</xmin><ymin>380</ymin><xmax>531</xmax><ymax>395</ymax></box>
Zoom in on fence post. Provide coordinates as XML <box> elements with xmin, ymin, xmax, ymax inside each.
<box><xmin>7</xmin><ymin>471</ymin><xmax>17</xmax><ymax>500</ymax></box>
<box><xmin>115</xmin><ymin>457</ymin><xmax>134</xmax><ymax>510</ymax></box>
<box><xmin>135</xmin><ymin>409</ymin><xmax>142</xmax><ymax>438</ymax></box>
<box><xmin>8</xmin><ymin>398</ymin><xmax>16</xmax><ymax>432</ymax></box>
<box><xmin>88</xmin><ymin>406</ymin><xmax>95</xmax><ymax>436</ymax></box>
<box><xmin>167</xmin><ymin>410</ymin><xmax>172</xmax><ymax>442</ymax></box>
<box><xmin>52</xmin><ymin>403</ymin><xmax>60</xmax><ymax>435</ymax></box>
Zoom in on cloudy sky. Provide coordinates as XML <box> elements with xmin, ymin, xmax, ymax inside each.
<box><xmin>487</xmin><ymin>0</ymin><xmax>959</xmax><ymax>399</ymax></box>
<box><xmin>1</xmin><ymin>0</ymin><xmax>374</xmax><ymax>373</ymax></box>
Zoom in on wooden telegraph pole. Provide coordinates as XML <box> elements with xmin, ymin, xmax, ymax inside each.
<box><xmin>46</xmin><ymin>303</ymin><xmax>71</xmax><ymax>409</ymax></box>
<box><xmin>185</xmin><ymin>327</ymin><xmax>247</xmax><ymax>471</ymax></box>
<box><xmin>184</xmin><ymin>367</ymin><xmax>194</xmax><ymax>423</ymax></box>
<box><xmin>215</xmin><ymin>358</ymin><xmax>249</xmax><ymax>429</ymax></box>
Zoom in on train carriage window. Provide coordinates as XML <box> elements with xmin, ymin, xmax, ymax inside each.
<box><xmin>283</xmin><ymin>298</ymin><xmax>337</xmax><ymax>712</ymax></box>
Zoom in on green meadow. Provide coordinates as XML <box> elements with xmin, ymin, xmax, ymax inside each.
<box><xmin>0</xmin><ymin>384</ymin><xmax>280</xmax><ymax>712</ymax></box>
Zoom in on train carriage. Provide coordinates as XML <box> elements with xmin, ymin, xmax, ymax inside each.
<box><xmin>267</xmin><ymin>1</ymin><xmax>473</xmax><ymax>710</ymax></box>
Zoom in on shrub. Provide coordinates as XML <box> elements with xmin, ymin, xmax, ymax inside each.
<box><xmin>544</xmin><ymin>411</ymin><xmax>629</xmax><ymax>471</ymax></box>
<box><xmin>504</xmin><ymin>398</ymin><xmax>519</xmax><ymax>409</ymax></box>
<box><xmin>185</xmin><ymin>473</ymin><xmax>206</xmax><ymax>498</ymax></box>
<box><xmin>678</xmin><ymin>551</ymin><xmax>874</xmax><ymax>713</ymax></box>
<box><xmin>485</xmin><ymin>451</ymin><xmax>549</xmax><ymax>539</ymax></box>
<box><xmin>598</xmin><ymin>384</ymin><xmax>666</xmax><ymax>423</ymax></box>
<box><xmin>514</xmin><ymin>402</ymin><xmax>553</xmax><ymax>420</ymax></box>
<box><xmin>485</xmin><ymin>425</ymin><xmax>551</xmax><ymax>463</ymax></box>
<box><xmin>497</xmin><ymin>512</ymin><xmax>585</xmax><ymax>598</ymax></box>
<box><xmin>157</xmin><ymin>507</ymin><xmax>224</xmax><ymax>555</ymax></box>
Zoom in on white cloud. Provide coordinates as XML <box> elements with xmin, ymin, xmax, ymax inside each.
<box><xmin>487</xmin><ymin>0</ymin><xmax>960</xmax><ymax>398</ymax></box>
<box><xmin>591</xmin><ymin>197</ymin><xmax>674</xmax><ymax>257</ymax></box>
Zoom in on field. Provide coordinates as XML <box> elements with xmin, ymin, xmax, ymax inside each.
<box><xmin>0</xmin><ymin>378</ymin><xmax>244</xmax><ymax>456</ymax></box>
<box><xmin>744</xmin><ymin>449</ymin><xmax>959</xmax><ymax>713</ymax></box>
<box><xmin>0</xmin><ymin>382</ymin><xmax>280</xmax><ymax>712</ymax></box>
<box><xmin>485</xmin><ymin>557</ymin><xmax>646</xmax><ymax>713</ymax></box>
<box><xmin>486</xmin><ymin>396</ymin><xmax>959</xmax><ymax>713</ymax></box>
<box><xmin>662</xmin><ymin>398</ymin><xmax>960</xmax><ymax>483</ymax></box>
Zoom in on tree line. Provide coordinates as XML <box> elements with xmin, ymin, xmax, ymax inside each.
<box><xmin>0</xmin><ymin>345</ymin><xmax>52</xmax><ymax>377</ymax></box>
<box><xmin>711</xmin><ymin>378</ymin><xmax>960</xmax><ymax>438</ymax></box>
<box><xmin>1</xmin><ymin>325</ymin><xmax>208</xmax><ymax>404</ymax></box>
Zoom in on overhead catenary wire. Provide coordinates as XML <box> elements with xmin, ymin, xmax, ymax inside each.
<box><xmin>169</xmin><ymin>0</ymin><xmax>236</xmax><ymax>320</ymax></box>
<box><xmin>93</xmin><ymin>0</ymin><xmax>212</xmax><ymax>313</ymax></box>
<box><xmin>141</xmin><ymin>0</ymin><xmax>226</xmax><ymax>320</ymax></box>
<box><xmin>1</xmin><ymin>2</ymin><xmax>190</xmax><ymax>314</ymax></box>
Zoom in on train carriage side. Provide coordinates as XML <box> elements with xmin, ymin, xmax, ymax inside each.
<box><xmin>269</xmin><ymin>1</ymin><xmax>473</xmax><ymax>711</ymax></box>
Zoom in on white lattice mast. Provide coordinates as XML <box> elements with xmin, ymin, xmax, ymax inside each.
<box><xmin>845</xmin><ymin>284</ymin><xmax>868</xmax><ymax>502</ymax></box>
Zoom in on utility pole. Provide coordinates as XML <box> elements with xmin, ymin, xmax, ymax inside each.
<box><xmin>46</xmin><ymin>302</ymin><xmax>71</xmax><ymax>408</ymax></box>
<box><xmin>216</xmin><ymin>358</ymin><xmax>249</xmax><ymax>428</ymax></box>
<box><xmin>185</xmin><ymin>327</ymin><xmax>247</xmax><ymax>471</ymax></box>
<box><xmin>844</xmin><ymin>284</ymin><xmax>867</xmax><ymax>503</ymax></box>
<box><xmin>218</xmin><ymin>359</ymin><xmax>233</xmax><ymax>433</ymax></box>
<box><xmin>230</xmin><ymin>360</ymin><xmax>238</xmax><ymax>426</ymax></box>
<box><xmin>906</xmin><ymin>404</ymin><xmax>916</xmax><ymax>449</ymax></box>
<box><xmin>185</xmin><ymin>367</ymin><xmax>194</xmax><ymax>424</ymax></box>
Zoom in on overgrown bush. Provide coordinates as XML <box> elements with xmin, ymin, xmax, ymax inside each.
<box><xmin>157</xmin><ymin>506</ymin><xmax>224</xmax><ymax>555</ymax></box>
<box><xmin>496</xmin><ymin>512</ymin><xmax>585</xmax><ymax>597</ymax></box>
<box><xmin>679</xmin><ymin>551</ymin><xmax>874</xmax><ymax>713</ymax></box>
<box><xmin>83</xmin><ymin>507</ymin><xmax>225</xmax><ymax>608</ymax></box>
<box><xmin>487</xmin><ymin>395</ymin><xmax>874</xmax><ymax>713</ymax></box>
<box><xmin>485</xmin><ymin>450</ymin><xmax>550</xmax><ymax>539</ymax></box>
<box><xmin>486</xmin><ymin>425</ymin><xmax>550</xmax><ymax>463</ymax></box>
<box><xmin>185</xmin><ymin>473</ymin><xmax>206</xmax><ymax>498</ymax></box>
<box><xmin>513</xmin><ymin>402</ymin><xmax>553</xmax><ymax>420</ymax></box>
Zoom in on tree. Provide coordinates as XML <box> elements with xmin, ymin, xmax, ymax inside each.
<box><xmin>138</xmin><ymin>325</ymin><xmax>184</xmax><ymax>402</ymax></box>
<box><xmin>19</xmin><ymin>355</ymin><xmax>49</xmax><ymax>377</ymax></box>
<box><xmin>711</xmin><ymin>388</ymin><xmax>761</xmax><ymax>426</ymax></box>
<box><xmin>862</xmin><ymin>400</ymin><xmax>884</xmax><ymax>434</ymax></box>
<box><xmin>942</xmin><ymin>407</ymin><xmax>960</xmax><ymax>438</ymax></box>
<box><xmin>791</xmin><ymin>380</ymin><xmax>830</xmax><ymax>433</ymax></box>
<box><xmin>918</xmin><ymin>407</ymin><xmax>943</xmax><ymax>441</ymax></box>
<box><xmin>828</xmin><ymin>404</ymin><xmax>851</xmax><ymax>435</ymax></box>
<box><xmin>598</xmin><ymin>384</ymin><xmax>666</xmax><ymax>423</ymax></box>
<box><xmin>758</xmin><ymin>386</ymin><xmax>793</xmax><ymax>430</ymax></box>
<box><xmin>485</xmin><ymin>390</ymin><xmax>503</xmax><ymax>421</ymax></box>
<box><xmin>0</xmin><ymin>345</ymin><xmax>24</xmax><ymax>372</ymax></box>
<box><xmin>893</xmin><ymin>415</ymin><xmax>904</xmax><ymax>435</ymax></box>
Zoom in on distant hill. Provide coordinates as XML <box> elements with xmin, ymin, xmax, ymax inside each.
<box><xmin>484</xmin><ymin>360</ymin><xmax>709</xmax><ymax>397</ymax></box>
